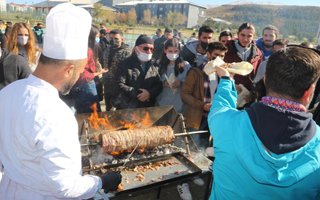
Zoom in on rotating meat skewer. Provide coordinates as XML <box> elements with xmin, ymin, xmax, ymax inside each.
<box><xmin>78</xmin><ymin>107</ymin><xmax>211</xmax><ymax>196</ymax></box>
<box><xmin>80</xmin><ymin>130</ymin><xmax>208</xmax><ymax>147</ymax></box>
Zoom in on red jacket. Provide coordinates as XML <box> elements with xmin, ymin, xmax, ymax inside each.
<box><xmin>224</xmin><ymin>40</ymin><xmax>263</xmax><ymax>91</ymax></box>
<box><xmin>79</xmin><ymin>48</ymin><xmax>96</xmax><ymax>83</ymax></box>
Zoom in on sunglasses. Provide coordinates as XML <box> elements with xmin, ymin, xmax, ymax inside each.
<box><xmin>142</xmin><ymin>47</ymin><xmax>154</xmax><ymax>52</ymax></box>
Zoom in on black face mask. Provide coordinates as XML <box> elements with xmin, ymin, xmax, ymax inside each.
<box><xmin>200</xmin><ymin>41</ymin><xmax>208</xmax><ymax>50</ymax></box>
<box><xmin>110</xmin><ymin>39</ymin><xmax>121</xmax><ymax>48</ymax></box>
<box><xmin>179</xmin><ymin>67</ymin><xmax>184</xmax><ymax>73</ymax></box>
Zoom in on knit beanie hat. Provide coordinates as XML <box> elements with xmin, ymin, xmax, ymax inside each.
<box><xmin>135</xmin><ymin>34</ymin><xmax>153</xmax><ymax>46</ymax></box>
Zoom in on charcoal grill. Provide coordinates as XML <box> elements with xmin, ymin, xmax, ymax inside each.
<box><xmin>75</xmin><ymin>105</ymin><xmax>211</xmax><ymax>198</ymax></box>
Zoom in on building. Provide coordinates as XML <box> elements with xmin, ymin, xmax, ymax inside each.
<box><xmin>102</xmin><ymin>0</ymin><xmax>206</xmax><ymax>28</ymax></box>
<box><xmin>7</xmin><ymin>3</ymin><xmax>35</xmax><ymax>12</ymax></box>
<box><xmin>98</xmin><ymin>0</ymin><xmax>128</xmax><ymax>7</ymax></box>
<box><xmin>0</xmin><ymin>0</ymin><xmax>6</xmax><ymax>12</ymax></box>
<box><xmin>32</xmin><ymin>0</ymin><xmax>92</xmax><ymax>14</ymax></box>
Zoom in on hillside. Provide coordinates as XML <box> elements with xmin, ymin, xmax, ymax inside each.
<box><xmin>206</xmin><ymin>4</ymin><xmax>320</xmax><ymax>42</ymax></box>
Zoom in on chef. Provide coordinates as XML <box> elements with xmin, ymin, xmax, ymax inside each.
<box><xmin>0</xmin><ymin>3</ymin><xmax>121</xmax><ymax>199</ymax></box>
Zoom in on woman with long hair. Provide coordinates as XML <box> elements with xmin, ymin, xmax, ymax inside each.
<box><xmin>156</xmin><ymin>38</ymin><xmax>191</xmax><ymax>112</ymax></box>
<box><xmin>70</xmin><ymin>25</ymin><xmax>107</xmax><ymax>113</ymax></box>
<box><xmin>6</xmin><ymin>22</ymin><xmax>37</xmax><ymax>68</ymax></box>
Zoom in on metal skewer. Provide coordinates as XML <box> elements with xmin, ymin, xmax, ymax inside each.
<box><xmin>121</xmin><ymin>140</ymin><xmax>142</xmax><ymax>168</ymax></box>
<box><xmin>80</xmin><ymin>130</ymin><xmax>208</xmax><ymax>147</ymax></box>
<box><xmin>174</xmin><ymin>130</ymin><xmax>208</xmax><ymax>137</ymax></box>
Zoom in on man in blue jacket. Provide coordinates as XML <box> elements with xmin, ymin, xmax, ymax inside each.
<box><xmin>208</xmin><ymin>46</ymin><xmax>320</xmax><ymax>199</ymax></box>
<box><xmin>256</xmin><ymin>25</ymin><xmax>279</xmax><ymax>60</ymax></box>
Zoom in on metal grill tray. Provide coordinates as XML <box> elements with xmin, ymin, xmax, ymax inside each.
<box><xmin>110</xmin><ymin>152</ymin><xmax>202</xmax><ymax>194</ymax></box>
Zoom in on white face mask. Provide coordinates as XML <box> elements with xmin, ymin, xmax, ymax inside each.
<box><xmin>137</xmin><ymin>49</ymin><xmax>152</xmax><ymax>62</ymax></box>
<box><xmin>166</xmin><ymin>53</ymin><xmax>179</xmax><ymax>61</ymax></box>
<box><xmin>17</xmin><ymin>36</ymin><xmax>29</xmax><ymax>46</ymax></box>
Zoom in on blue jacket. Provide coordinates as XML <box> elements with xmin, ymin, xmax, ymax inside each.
<box><xmin>256</xmin><ymin>38</ymin><xmax>272</xmax><ymax>60</ymax></box>
<box><xmin>208</xmin><ymin>78</ymin><xmax>320</xmax><ymax>200</ymax></box>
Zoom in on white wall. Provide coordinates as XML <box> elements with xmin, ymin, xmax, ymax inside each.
<box><xmin>0</xmin><ymin>0</ymin><xmax>6</xmax><ymax>12</ymax></box>
<box><xmin>187</xmin><ymin>5</ymin><xmax>199</xmax><ymax>28</ymax></box>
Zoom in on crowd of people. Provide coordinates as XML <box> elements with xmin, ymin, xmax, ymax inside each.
<box><xmin>1</xmin><ymin>3</ymin><xmax>320</xmax><ymax>200</ymax></box>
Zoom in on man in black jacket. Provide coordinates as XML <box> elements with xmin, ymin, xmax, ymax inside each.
<box><xmin>0</xmin><ymin>49</ymin><xmax>31</xmax><ymax>90</ymax></box>
<box><xmin>113</xmin><ymin>35</ymin><xmax>163</xmax><ymax>109</ymax></box>
<box><xmin>102</xmin><ymin>29</ymin><xmax>131</xmax><ymax>110</ymax></box>
<box><xmin>180</xmin><ymin>26</ymin><xmax>214</xmax><ymax>68</ymax></box>
<box><xmin>0</xmin><ymin>31</ymin><xmax>6</xmax><ymax>50</ymax></box>
<box><xmin>153</xmin><ymin>28</ymin><xmax>173</xmax><ymax>61</ymax></box>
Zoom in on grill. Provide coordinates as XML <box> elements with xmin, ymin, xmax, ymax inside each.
<box><xmin>76</xmin><ymin>105</ymin><xmax>211</xmax><ymax>198</ymax></box>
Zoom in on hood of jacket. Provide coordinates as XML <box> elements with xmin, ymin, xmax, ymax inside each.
<box><xmin>185</xmin><ymin>40</ymin><xmax>199</xmax><ymax>55</ymax></box>
<box><xmin>234</xmin><ymin>102</ymin><xmax>320</xmax><ymax>187</ymax></box>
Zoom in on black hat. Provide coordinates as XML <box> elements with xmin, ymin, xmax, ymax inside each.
<box><xmin>164</xmin><ymin>27</ymin><xmax>172</xmax><ymax>33</ymax></box>
<box><xmin>135</xmin><ymin>34</ymin><xmax>153</xmax><ymax>46</ymax></box>
<box><xmin>100</xmin><ymin>29</ymin><xmax>107</xmax><ymax>35</ymax></box>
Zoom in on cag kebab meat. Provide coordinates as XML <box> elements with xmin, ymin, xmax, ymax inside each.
<box><xmin>101</xmin><ymin>126</ymin><xmax>175</xmax><ymax>154</ymax></box>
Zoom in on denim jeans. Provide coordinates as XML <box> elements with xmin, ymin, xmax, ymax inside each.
<box><xmin>71</xmin><ymin>80</ymin><xmax>101</xmax><ymax>114</ymax></box>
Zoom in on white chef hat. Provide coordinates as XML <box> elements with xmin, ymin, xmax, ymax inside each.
<box><xmin>42</xmin><ymin>3</ymin><xmax>92</xmax><ymax>60</ymax></box>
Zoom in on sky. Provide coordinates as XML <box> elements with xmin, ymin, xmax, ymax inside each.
<box><xmin>5</xmin><ymin>0</ymin><xmax>320</xmax><ymax>7</ymax></box>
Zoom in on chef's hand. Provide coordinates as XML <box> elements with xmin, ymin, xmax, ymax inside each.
<box><xmin>100</xmin><ymin>171</ymin><xmax>122</xmax><ymax>193</ymax></box>
<box><xmin>137</xmin><ymin>89</ymin><xmax>150</xmax><ymax>102</ymax></box>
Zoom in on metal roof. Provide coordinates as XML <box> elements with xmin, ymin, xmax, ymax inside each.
<box><xmin>116</xmin><ymin>0</ymin><xmax>206</xmax><ymax>9</ymax></box>
<box><xmin>33</xmin><ymin>0</ymin><xmax>92</xmax><ymax>7</ymax></box>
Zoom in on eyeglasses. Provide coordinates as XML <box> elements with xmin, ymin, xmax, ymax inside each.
<box><xmin>142</xmin><ymin>47</ymin><xmax>154</xmax><ymax>52</ymax></box>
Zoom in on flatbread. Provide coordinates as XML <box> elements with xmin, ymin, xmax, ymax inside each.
<box><xmin>203</xmin><ymin>57</ymin><xmax>225</xmax><ymax>75</ymax></box>
<box><xmin>227</xmin><ymin>62</ymin><xmax>253</xmax><ymax>76</ymax></box>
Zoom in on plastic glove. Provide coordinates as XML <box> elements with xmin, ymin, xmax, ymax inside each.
<box><xmin>100</xmin><ymin>171</ymin><xmax>122</xmax><ymax>193</ymax></box>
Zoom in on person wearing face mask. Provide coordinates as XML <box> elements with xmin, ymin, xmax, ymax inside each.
<box><xmin>180</xmin><ymin>26</ymin><xmax>214</xmax><ymax>68</ymax></box>
<box><xmin>112</xmin><ymin>34</ymin><xmax>163</xmax><ymax>109</ymax></box>
<box><xmin>33</xmin><ymin>22</ymin><xmax>44</xmax><ymax>46</ymax></box>
<box><xmin>156</xmin><ymin>38</ymin><xmax>191</xmax><ymax>113</ymax></box>
<box><xmin>181</xmin><ymin>42</ymin><xmax>228</xmax><ymax>148</ymax></box>
<box><xmin>0</xmin><ymin>28</ymin><xmax>6</xmax><ymax>51</ymax></box>
<box><xmin>153</xmin><ymin>28</ymin><xmax>173</xmax><ymax>61</ymax></box>
<box><xmin>99</xmin><ymin>29</ymin><xmax>110</xmax><ymax>49</ymax></box>
<box><xmin>7</xmin><ymin>23</ymin><xmax>38</xmax><ymax>68</ymax></box>
<box><xmin>69</xmin><ymin>25</ymin><xmax>108</xmax><ymax>114</ymax></box>
<box><xmin>102</xmin><ymin>29</ymin><xmax>131</xmax><ymax>111</ymax></box>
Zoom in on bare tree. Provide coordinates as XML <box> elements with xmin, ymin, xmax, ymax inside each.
<box><xmin>127</xmin><ymin>8</ymin><xmax>137</xmax><ymax>26</ymax></box>
<box><xmin>92</xmin><ymin>3</ymin><xmax>106</xmax><ymax>22</ymax></box>
<box><xmin>151</xmin><ymin>16</ymin><xmax>160</xmax><ymax>26</ymax></box>
<box><xmin>141</xmin><ymin>9</ymin><xmax>152</xmax><ymax>25</ymax></box>
<box><xmin>105</xmin><ymin>10</ymin><xmax>116</xmax><ymax>25</ymax></box>
<box><xmin>166</xmin><ymin>11</ymin><xmax>187</xmax><ymax>27</ymax></box>
<box><xmin>118</xmin><ymin>12</ymin><xmax>127</xmax><ymax>24</ymax></box>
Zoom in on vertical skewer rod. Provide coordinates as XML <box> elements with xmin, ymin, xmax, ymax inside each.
<box><xmin>179</xmin><ymin>114</ymin><xmax>191</xmax><ymax>155</ymax></box>
<box><xmin>179</xmin><ymin>114</ymin><xmax>201</xmax><ymax>154</ymax></box>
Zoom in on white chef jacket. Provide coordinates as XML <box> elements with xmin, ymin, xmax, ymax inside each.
<box><xmin>0</xmin><ymin>161</ymin><xmax>2</xmax><ymax>182</ymax></box>
<box><xmin>0</xmin><ymin>75</ymin><xmax>101</xmax><ymax>199</ymax></box>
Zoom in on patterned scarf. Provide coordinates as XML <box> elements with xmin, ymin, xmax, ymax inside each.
<box><xmin>260</xmin><ymin>96</ymin><xmax>306</xmax><ymax>112</ymax></box>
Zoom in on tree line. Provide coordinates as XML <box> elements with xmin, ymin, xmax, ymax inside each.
<box><xmin>93</xmin><ymin>3</ymin><xmax>187</xmax><ymax>27</ymax></box>
<box><xmin>206</xmin><ymin>4</ymin><xmax>320</xmax><ymax>42</ymax></box>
